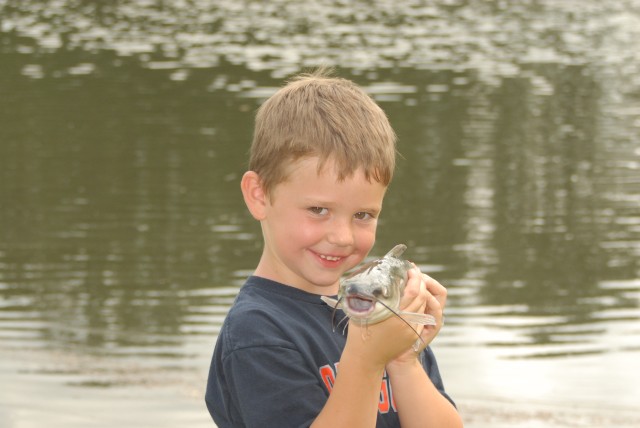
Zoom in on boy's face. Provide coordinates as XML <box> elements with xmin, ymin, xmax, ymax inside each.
<box><xmin>254</xmin><ymin>157</ymin><xmax>387</xmax><ymax>295</ymax></box>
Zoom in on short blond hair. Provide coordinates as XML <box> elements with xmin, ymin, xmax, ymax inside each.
<box><xmin>249</xmin><ymin>69</ymin><xmax>397</xmax><ymax>196</ymax></box>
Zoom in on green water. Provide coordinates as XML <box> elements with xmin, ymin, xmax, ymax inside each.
<box><xmin>1</xmin><ymin>1</ymin><xmax>639</xmax><ymax>427</ymax></box>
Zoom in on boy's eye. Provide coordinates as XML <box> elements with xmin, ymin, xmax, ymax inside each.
<box><xmin>308</xmin><ymin>207</ymin><xmax>328</xmax><ymax>216</ymax></box>
<box><xmin>354</xmin><ymin>211</ymin><xmax>375</xmax><ymax>220</ymax></box>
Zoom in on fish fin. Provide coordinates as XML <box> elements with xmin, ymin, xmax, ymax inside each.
<box><xmin>344</xmin><ymin>259</ymin><xmax>382</xmax><ymax>279</ymax></box>
<box><xmin>399</xmin><ymin>311</ymin><xmax>437</xmax><ymax>326</ymax></box>
<box><xmin>386</xmin><ymin>244</ymin><xmax>407</xmax><ymax>259</ymax></box>
<box><xmin>320</xmin><ymin>296</ymin><xmax>340</xmax><ymax>308</ymax></box>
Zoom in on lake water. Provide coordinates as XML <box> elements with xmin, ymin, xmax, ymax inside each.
<box><xmin>1</xmin><ymin>1</ymin><xmax>640</xmax><ymax>427</ymax></box>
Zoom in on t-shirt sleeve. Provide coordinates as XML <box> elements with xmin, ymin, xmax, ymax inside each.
<box><xmin>219</xmin><ymin>344</ymin><xmax>329</xmax><ymax>428</ymax></box>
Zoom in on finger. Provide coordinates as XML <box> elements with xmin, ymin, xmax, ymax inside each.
<box><xmin>422</xmin><ymin>273</ymin><xmax>447</xmax><ymax>310</ymax></box>
<box><xmin>401</xmin><ymin>268</ymin><xmax>427</xmax><ymax>311</ymax></box>
<box><xmin>402</xmin><ymin>267</ymin><xmax>421</xmax><ymax>299</ymax></box>
<box><xmin>425</xmin><ymin>292</ymin><xmax>442</xmax><ymax>317</ymax></box>
<box><xmin>422</xmin><ymin>273</ymin><xmax>445</xmax><ymax>295</ymax></box>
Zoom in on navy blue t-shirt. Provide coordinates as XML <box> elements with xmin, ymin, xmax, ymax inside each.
<box><xmin>205</xmin><ymin>276</ymin><xmax>454</xmax><ymax>428</ymax></box>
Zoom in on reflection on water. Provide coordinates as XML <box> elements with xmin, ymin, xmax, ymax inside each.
<box><xmin>1</xmin><ymin>0</ymin><xmax>640</xmax><ymax>426</ymax></box>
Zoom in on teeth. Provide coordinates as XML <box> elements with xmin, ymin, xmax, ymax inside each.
<box><xmin>320</xmin><ymin>254</ymin><xmax>341</xmax><ymax>261</ymax></box>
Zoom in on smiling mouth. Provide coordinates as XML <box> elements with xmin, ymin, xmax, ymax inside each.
<box><xmin>319</xmin><ymin>254</ymin><xmax>342</xmax><ymax>262</ymax></box>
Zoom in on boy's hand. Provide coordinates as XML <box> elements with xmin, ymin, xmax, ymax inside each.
<box><xmin>389</xmin><ymin>266</ymin><xmax>447</xmax><ymax>366</ymax></box>
<box><xmin>343</xmin><ymin>265</ymin><xmax>446</xmax><ymax>369</ymax></box>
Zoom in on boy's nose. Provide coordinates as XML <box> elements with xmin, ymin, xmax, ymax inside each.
<box><xmin>327</xmin><ymin>218</ymin><xmax>354</xmax><ymax>246</ymax></box>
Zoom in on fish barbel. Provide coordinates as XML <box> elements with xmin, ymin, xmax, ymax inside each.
<box><xmin>321</xmin><ymin>244</ymin><xmax>436</xmax><ymax>327</ymax></box>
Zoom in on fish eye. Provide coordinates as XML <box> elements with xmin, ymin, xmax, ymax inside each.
<box><xmin>372</xmin><ymin>287</ymin><xmax>389</xmax><ymax>298</ymax></box>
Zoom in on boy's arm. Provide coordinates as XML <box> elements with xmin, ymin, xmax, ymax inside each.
<box><xmin>315</xmin><ymin>348</ymin><xmax>462</xmax><ymax>428</ymax></box>
<box><xmin>310</xmin><ymin>340</ymin><xmax>385</xmax><ymax>428</ymax></box>
<box><xmin>313</xmin><ymin>267</ymin><xmax>461</xmax><ymax>428</ymax></box>
<box><xmin>311</xmin><ymin>314</ymin><xmax>423</xmax><ymax>428</ymax></box>
<box><xmin>387</xmin><ymin>269</ymin><xmax>463</xmax><ymax>427</ymax></box>
<box><xmin>311</xmin><ymin>267</ymin><xmax>456</xmax><ymax>428</ymax></box>
<box><xmin>387</xmin><ymin>358</ymin><xmax>463</xmax><ymax>428</ymax></box>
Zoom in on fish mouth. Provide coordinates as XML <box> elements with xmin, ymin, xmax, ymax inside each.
<box><xmin>345</xmin><ymin>295</ymin><xmax>375</xmax><ymax>315</ymax></box>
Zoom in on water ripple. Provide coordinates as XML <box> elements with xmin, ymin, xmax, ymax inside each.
<box><xmin>3</xmin><ymin>0</ymin><xmax>640</xmax><ymax>79</ymax></box>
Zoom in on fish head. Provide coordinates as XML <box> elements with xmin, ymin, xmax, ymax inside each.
<box><xmin>338</xmin><ymin>244</ymin><xmax>412</xmax><ymax>325</ymax></box>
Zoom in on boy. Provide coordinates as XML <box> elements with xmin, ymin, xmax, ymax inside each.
<box><xmin>205</xmin><ymin>69</ymin><xmax>463</xmax><ymax>428</ymax></box>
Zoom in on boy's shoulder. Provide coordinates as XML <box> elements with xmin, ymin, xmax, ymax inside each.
<box><xmin>223</xmin><ymin>277</ymin><xmax>287</xmax><ymax>326</ymax></box>
<box><xmin>230</xmin><ymin>276</ymin><xmax>329</xmax><ymax>311</ymax></box>
<box><xmin>219</xmin><ymin>276</ymin><xmax>330</xmax><ymax>351</ymax></box>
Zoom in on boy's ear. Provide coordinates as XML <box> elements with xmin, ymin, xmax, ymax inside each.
<box><xmin>241</xmin><ymin>171</ymin><xmax>268</xmax><ymax>220</ymax></box>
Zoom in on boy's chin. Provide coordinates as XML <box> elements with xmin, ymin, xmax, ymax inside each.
<box><xmin>302</xmin><ymin>272</ymin><xmax>343</xmax><ymax>291</ymax></box>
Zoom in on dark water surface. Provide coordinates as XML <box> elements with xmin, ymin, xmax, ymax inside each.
<box><xmin>1</xmin><ymin>1</ymin><xmax>640</xmax><ymax>427</ymax></box>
